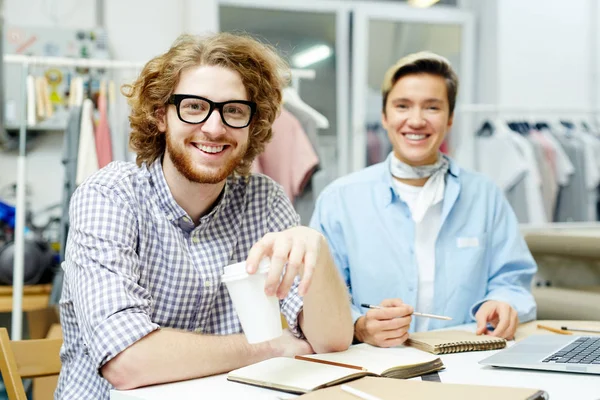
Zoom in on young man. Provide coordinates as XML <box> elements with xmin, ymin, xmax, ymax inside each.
<box><xmin>56</xmin><ymin>33</ymin><xmax>353</xmax><ymax>399</ymax></box>
<box><xmin>310</xmin><ymin>52</ymin><xmax>536</xmax><ymax>348</ymax></box>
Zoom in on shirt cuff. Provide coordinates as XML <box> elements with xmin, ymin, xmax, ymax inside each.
<box><xmin>88</xmin><ymin>311</ymin><xmax>160</xmax><ymax>375</ymax></box>
<box><xmin>280</xmin><ymin>277</ymin><xmax>305</xmax><ymax>339</ymax></box>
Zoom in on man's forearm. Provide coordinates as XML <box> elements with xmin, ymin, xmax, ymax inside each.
<box><xmin>300</xmin><ymin>245</ymin><xmax>353</xmax><ymax>353</ymax></box>
<box><xmin>102</xmin><ymin>328</ymin><xmax>277</xmax><ymax>390</ymax></box>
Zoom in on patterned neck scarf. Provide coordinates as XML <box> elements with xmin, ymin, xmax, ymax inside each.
<box><xmin>390</xmin><ymin>153</ymin><xmax>450</xmax><ymax>222</ymax></box>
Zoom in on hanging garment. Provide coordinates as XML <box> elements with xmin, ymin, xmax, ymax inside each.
<box><xmin>26</xmin><ymin>75</ymin><xmax>36</xmax><ymax>126</ymax></box>
<box><xmin>34</xmin><ymin>76</ymin><xmax>45</xmax><ymax>119</ymax></box>
<box><xmin>284</xmin><ymin>103</ymin><xmax>322</xmax><ymax>225</ymax></box>
<box><xmin>578</xmin><ymin>130</ymin><xmax>600</xmax><ymax>221</ymax></box>
<box><xmin>68</xmin><ymin>76</ymin><xmax>84</xmax><ymax>108</ymax></box>
<box><xmin>285</xmin><ymin>102</ymin><xmax>321</xmax><ymax>163</ymax></box>
<box><xmin>527</xmin><ymin>132</ymin><xmax>558</xmax><ymax>222</ymax></box>
<box><xmin>538</xmin><ymin>127</ymin><xmax>574</xmax><ymax>186</ymax></box>
<box><xmin>52</xmin><ymin>105</ymin><xmax>84</xmax><ymax>305</ymax></box>
<box><xmin>108</xmin><ymin>80</ymin><xmax>127</xmax><ymax>162</ymax></box>
<box><xmin>95</xmin><ymin>81</ymin><xmax>113</xmax><ymax>168</ymax></box>
<box><xmin>252</xmin><ymin>108</ymin><xmax>319</xmax><ymax>202</ymax></box>
<box><xmin>504</xmin><ymin>126</ymin><xmax>547</xmax><ymax>224</ymax></box>
<box><xmin>475</xmin><ymin>122</ymin><xmax>529</xmax><ymax>223</ymax></box>
<box><xmin>552</xmin><ymin>132</ymin><xmax>588</xmax><ymax>222</ymax></box>
<box><xmin>366</xmin><ymin>124</ymin><xmax>392</xmax><ymax>166</ymax></box>
<box><xmin>76</xmin><ymin>99</ymin><xmax>99</xmax><ymax>184</ymax></box>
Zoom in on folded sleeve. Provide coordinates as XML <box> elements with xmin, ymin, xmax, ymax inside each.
<box><xmin>65</xmin><ymin>183</ymin><xmax>159</xmax><ymax>373</ymax></box>
<box><xmin>266</xmin><ymin>185</ymin><xmax>305</xmax><ymax>338</ymax></box>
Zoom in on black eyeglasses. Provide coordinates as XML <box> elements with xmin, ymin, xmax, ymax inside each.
<box><xmin>168</xmin><ymin>94</ymin><xmax>257</xmax><ymax>128</ymax></box>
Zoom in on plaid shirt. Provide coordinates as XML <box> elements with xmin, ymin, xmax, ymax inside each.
<box><xmin>55</xmin><ymin>160</ymin><xmax>304</xmax><ymax>399</ymax></box>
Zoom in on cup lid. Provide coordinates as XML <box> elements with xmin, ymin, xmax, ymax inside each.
<box><xmin>222</xmin><ymin>257</ymin><xmax>270</xmax><ymax>282</ymax></box>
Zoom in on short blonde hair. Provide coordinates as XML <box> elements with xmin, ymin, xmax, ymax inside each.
<box><xmin>381</xmin><ymin>51</ymin><xmax>459</xmax><ymax>115</ymax></box>
<box><xmin>122</xmin><ymin>32</ymin><xmax>289</xmax><ymax>174</ymax></box>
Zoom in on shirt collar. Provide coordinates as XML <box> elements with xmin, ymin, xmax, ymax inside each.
<box><xmin>146</xmin><ymin>158</ymin><xmax>233</xmax><ymax>225</ymax></box>
<box><xmin>378</xmin><ymin>152</ymin><xmax>460</xmax><ymax>207</ymax></box>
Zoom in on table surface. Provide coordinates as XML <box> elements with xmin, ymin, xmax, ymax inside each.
<box><xmin>111</xmin><ymin>322</ymin><xmax>600</xmax><ymax>400</ymax></box>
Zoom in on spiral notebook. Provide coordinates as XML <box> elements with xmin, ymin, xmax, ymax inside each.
<box><xmin>406</xmin><ymin>330</ymin><xmax>507</xmax><ymax>354</ymax></box>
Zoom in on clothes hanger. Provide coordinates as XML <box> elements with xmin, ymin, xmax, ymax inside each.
<box><xmin>560</xmin><ymin>120</ymin><xmax>575</xmax><ymax>130</ymax></box>
<box><xmin>476</xmin><ymin>120</ymin><xmax>495</xmax><ymax>137</ymax></box>
<box><xmin>507</xmin><ymin>121</ymin><xmax>521</xmax><ymax>133</ymax></box>
<box><xmin>283</xmin><ymin>86</ymin><xmax>329</xmax><ymax>129</ymax></box>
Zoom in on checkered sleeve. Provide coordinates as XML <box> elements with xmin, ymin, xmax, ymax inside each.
<box><xmin>65</xmin><ymin>182</ymin><xmax>159</xmax><ymax>374</ymax></box>
<box><xmin>266</xmin><ymin>185</ymin><xmax>304</xmax><ymax>338</ymax></box>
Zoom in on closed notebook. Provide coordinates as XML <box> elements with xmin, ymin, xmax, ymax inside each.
<box><xmin>297</xmin><ymin>376</ymin><xmax>548</xmax><ymax>400</ymax></box>
<box><xmin>406</xmin><ymin>330</ymin><xmax>507</xmax><ymax>354</ymax></box>
<box><xmin>227</xmin><ymin>343</ymin><xmax>444</xmax><ymax>394</ymax></box>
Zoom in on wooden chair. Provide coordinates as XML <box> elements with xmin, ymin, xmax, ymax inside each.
<box><xmin>0</xmin><ymin>284</ymin><xmax>53</xmax><ymax>313</ymax></box>
<box><xmin>0</xmin><ymin>327</ymin><xmax>62</xmax><ymax>400</ymax></box>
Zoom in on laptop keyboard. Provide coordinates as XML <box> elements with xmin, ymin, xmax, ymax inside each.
<box><xmin>542</xmin><ymin>337</ymin><xmax>600</xmax><ymax>365</ymax></box>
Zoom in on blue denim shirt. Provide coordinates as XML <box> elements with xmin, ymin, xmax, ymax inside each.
<box><xmin>310</xmin><ymin>154</ymin><xmax>537</xmax><ymax>331</ymax></box>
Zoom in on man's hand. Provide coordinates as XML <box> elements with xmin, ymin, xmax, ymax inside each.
<box><xmin>246</xmin><ymin>226</ymin><xmax>324</xmax><ymax>298</ymax></box>
<box><xmin>270</xmin><ymin>329</ymin><xmax>314</xmax><ymax>358</ymax></box>
<box><xmin>475</xmin><ymin>300</ymin><xmax>519</xmax><ymax>339</ymax></box>
<box><xmin>354</xmin><ymin>299</ymin><xmax>413</xmax><ymax>348</ymax></box>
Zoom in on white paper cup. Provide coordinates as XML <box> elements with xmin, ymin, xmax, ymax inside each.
<box><xmin>222</xmin><ymin>258</ymin><xmax>283</xmax><ymax>344</ymax></box>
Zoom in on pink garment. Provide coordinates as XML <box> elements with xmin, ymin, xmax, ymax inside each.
<box><xmin>95</xmin><ymin>88</ymin><xmax>113</xmax><ymax>168</ymax></box>
<box><xmin>529</xmin><ymin>129</ymin><xmax>558</xmax><ymax>222</ymax></box>
<box><xmin>252</xmin><ymin>108</ymin><xmax>319</xmax><ymax>201</ymax></box>
<box><xmin>367</xmin><ymin>128</ymin><xmax>381</xmax><ymax>165</ymax></box>
<box><xmin>530</xmin><ymin>129</ymin><xmax>556</xmax><ymax>177</ymax></box>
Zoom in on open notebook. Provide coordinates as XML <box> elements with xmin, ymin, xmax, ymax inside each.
<box><xmin>406</xmin><ymin>330</ymin><xmax>507</xmax><ymax>354</ymax></box>
<box><xmin>227</xmin><ymin>344</ymin><xmax>443</xmax><ymax>394</ymax></box>
<box><xmin>297</xmin><ymin>376</ymin><xmax>548</xmax><ymax>400</ymax></box>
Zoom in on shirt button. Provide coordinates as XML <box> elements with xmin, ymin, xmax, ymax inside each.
<box><xmin>183</xmin><ymin>216</ymin><xmax>191</xmax><ymax>223</ymax></box>
<box><xmin>192</xmin><ymin>236</ymin><xmax>200</xmax><ymax>244</ymax></box>
<box><xmin>204</xmin><ymin>280</ymin><xmax>211</xmax><ymax>288</ymax></box>
<box><xmin>195</xmin><ymin>326</ymin><xmax>203</xmax><ymax>333</ymax></box>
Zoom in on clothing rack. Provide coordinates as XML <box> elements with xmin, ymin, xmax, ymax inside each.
<box><xmin>457</xmin><ymin>104</ymin><xmax>600</xmax><ymax>114</ymax></box>
<box><xmin>454</xmin><ymin>104</ymin><xmax>600</xmax><ymax>171</ymax></box>
<box><xmin>3</xmin><ymin>54</ymin><xmax>145</xmax><ymax>341</ymax></box>
<box><xmin>3</xmin><ymin>53</ymin><xmax>315</xmax><ymax>340</ymax></box>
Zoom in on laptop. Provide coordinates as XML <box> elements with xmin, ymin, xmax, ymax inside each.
<box><xmin>479</xmin><ymin>335</ymin><xmax>600</xmax><ymax>374</ymax></box>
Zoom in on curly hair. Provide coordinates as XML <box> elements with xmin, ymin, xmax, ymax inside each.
<box><xmin>122</xmin><ymin>32</ymin><xmax>290</xmax><ymax>174</ymax></box>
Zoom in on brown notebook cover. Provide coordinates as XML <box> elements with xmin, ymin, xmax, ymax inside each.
<box><xmin>406</xmin><ymin>330</ymin><xmax>507</xmax><ymax>354</ymax></box>
<box><xmin>297</xmin><ymin>376</ymin><xmax>548</xmax><ymax>400</ymax></box>
<box><xmin>227</xmin><ymin>344</ymin><xmax>444</xmax><ymax>394</ymax></box>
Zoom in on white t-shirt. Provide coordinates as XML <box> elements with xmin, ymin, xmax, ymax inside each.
<box><xmin>392</xmin><ymin>179</ymin><xmax>442</xmax><ymax>332</ymax></box>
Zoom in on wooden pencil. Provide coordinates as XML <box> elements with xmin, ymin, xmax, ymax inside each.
<box><xmin>294</xmin><ymin>355</ymin><xmax>367</xmax><ymax>371</ymax></box>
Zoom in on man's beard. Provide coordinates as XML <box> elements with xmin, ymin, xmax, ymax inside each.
<box><xmin>166</xmin><ymin>134</ymin><xmax>247</xmax><ymax>184</ymax></box>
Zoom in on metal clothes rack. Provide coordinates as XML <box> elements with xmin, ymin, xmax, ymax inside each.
<box><xmin>454</xmin><ymin>103</ymin><xmax>600</xmax><ymax>172</ymax></box>
<box><xmin>457</xmin><ymin>104</ymin><xmax>600</xmax><ymax>115</ymax></box>
<box><xmin>3</xmin><ymin>53</ymin><xmax>315</xmax><ymax>340</ymax></box>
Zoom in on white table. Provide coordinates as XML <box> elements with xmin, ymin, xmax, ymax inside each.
<box><xmin>111</xmin><ymin>325</ymin><xmax>600</xmax><ymax>400</ymax></box>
